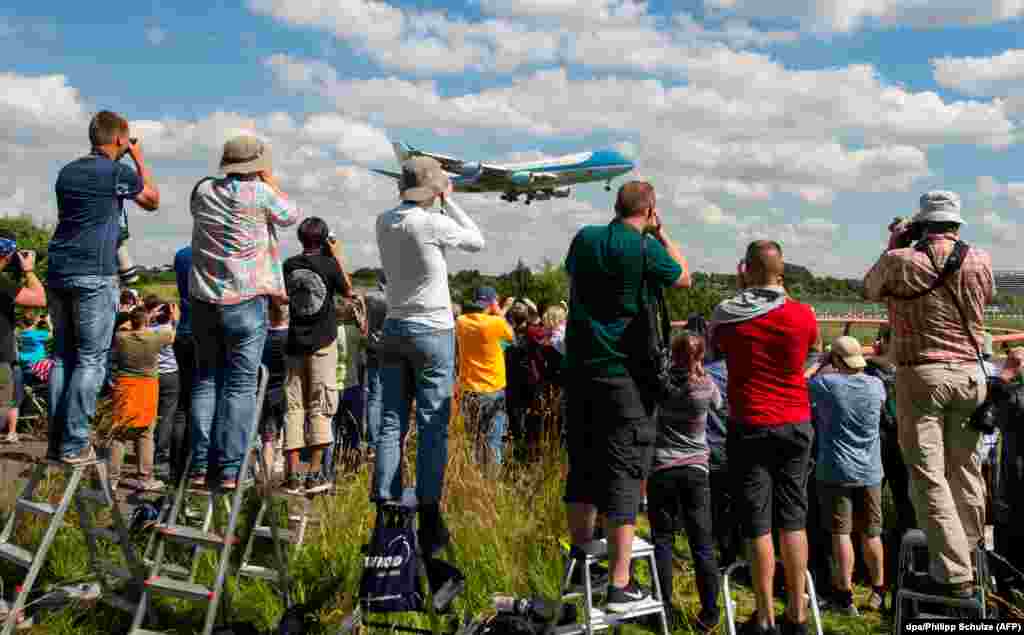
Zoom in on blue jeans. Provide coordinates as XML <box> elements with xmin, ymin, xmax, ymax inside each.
<box><xmin>461</xmin><ymin>389</ymin><xmax>507</xmax><ymax>466</ymax></box>
<box><xmin>373</xmin><ymin>320</ymin><xmax>454</xmax><ymax>504</ymax></box>
<box><xmin>365</xmin><ymin>358</ymin><xmax>382</xmax><ymax>447</ymax></box>
<box><xmin>47</xmin><ymin>275</ymin><xmax>119</xmax><ymax>458</ymax></box>
<box><xmin>190</xmin><ymin>296</ymin><xmax>268</xmax><ymax>482</ymax></box>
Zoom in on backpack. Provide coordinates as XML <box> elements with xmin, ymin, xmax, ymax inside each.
<box><xmin>358</xmin><ymin>505</ymin><xmax>424</xmax><ymax>613</ymax></box>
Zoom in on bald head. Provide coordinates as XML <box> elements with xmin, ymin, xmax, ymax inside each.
<box><xmin>744</xmin><ymin>240</ymin><xmax>784</xmax><ymax>287</ymax></box>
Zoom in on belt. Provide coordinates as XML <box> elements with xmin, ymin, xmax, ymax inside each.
<box><xmin>896</xmin><ymin>359</ymin><xmax>974</xmax><ymax>368</ymax></box>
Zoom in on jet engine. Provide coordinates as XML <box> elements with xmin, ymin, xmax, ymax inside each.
<box><xmin>509</xmin><ymin>172</ymin><xmax>533</xmax><ymax>187</ymax></box>
<box><xmin>552</xmin><ymin>187</ymin><xmax>571</xmax><ymax>198</ymax></box>
<box><xmin>457</xmin><ymin>162</ymin><xmax>482</xmax><ymax>177</ymax></box>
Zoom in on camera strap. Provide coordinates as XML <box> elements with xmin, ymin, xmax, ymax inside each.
<box><xmin>887</xmin><ymin>239</ymin><xmax>969</xmax><ymax>301</ymax></box>
<box><xmin>920</xmin><ymin>242</ymin><xmax>988</xmax><ymax>379</ymax></box>
<box><xmin>189</xmin><ymin>177</ymin><xmax>216</xmax><ymax>208</ymax></box>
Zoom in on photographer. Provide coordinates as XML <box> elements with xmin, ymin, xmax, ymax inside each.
<box><xmin>0</xmin><ymin>238</ymin><xmax>46</xmax><ymax>446</ymax></box>
<box><xmin>48</xmin><ymin>110</ymin><xmax>160</xmax><ymax>464</ymax></box>
<box><xmin>281</xmin><ymin>217</ymin><xmax>352</xmax><ymax>494</ymax></box>
<box><xmin>864</xmin><ymin>190</ymin><xmax>994</xmax><ymax>598</ymax></box>
<box><xmin>189</xmin><ymin>135</ymin><xmax>299</xmax><ymax>490</ymax></box>
<box><xmin>144</xmin><ymin>295</ymin><xmax>180</xmax><ymax>478</ymax></box>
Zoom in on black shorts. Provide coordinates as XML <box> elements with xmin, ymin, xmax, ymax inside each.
<box><xmin>729</xmin><ymin>421</ymin><xmax>814</xmax><ymax>539</ymax></box>
<box><xmin>564</xmin><ymin>375</ymin><xmax>655</xmax><ymax>524</ymax></box>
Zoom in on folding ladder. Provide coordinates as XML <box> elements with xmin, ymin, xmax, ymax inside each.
<box><xmin>0</xmin><ymin>455</ymin><xmax>145</xmax><ymax>634</ymax></box>
<box><xmin>127</xmin><ymin>366</ymin><xmax>268</xmax><ymax>635</ymax></box>
<box><xmin>554</xmin><ymin>537</ymin><xmax>669</xmax><ymax>635</ymax></box>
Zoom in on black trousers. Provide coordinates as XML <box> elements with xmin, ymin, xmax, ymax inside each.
<box><xmin>171</xmin><ymin>335</ymin><xmax>196</xmax><ymax>485</ymax></box>
<box><xmin>648</xmin><ymin>465</ymin><xmax>720</xmax><ymax>623</ymax></box>
<box><xmin>709</xmin><ymin>466</ymin><xmax>741</xmax><ymax>569</ymax></box>
<box><xmin>153</xmin><ymin>371</ymin><xmax>180</xmax><ymax>465</ymax></box>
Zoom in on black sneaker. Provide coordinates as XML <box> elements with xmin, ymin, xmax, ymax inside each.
<box><xmin>304</xmin><ymin>472</ymin><xmax>332</xmax><ymax>494</ymax></box>
<box><xmin>62</xmin><ymin>445</ymin><xmax>96</xmax><ymax>465</ymax></box>
<box><xmin>569</xmin><ymin>562</ymin><xmax>610</xmax><ymax>594</ymax></box>
<box><xmin>604</xmin><ymin>581</ymin><xmax>650</xmax><ymax>613</ymax></box>
<box><xmin>778</xmin><ymin>616</ymin><xmax>808</xmax><ymax>635</ymax></box>
<box><xmin>739</xmin><ymin>616</ymin><xmax>778</xmax><ymax>635</ymax></box>
<box><xmin>282</xmin><ymin>473</ymin><xmax>304</xmax><ymax>495</ymax></box>
<box><xmin>819</xmin><ymin>593</ymin><xmax>859</xmax><ymax>616</ymax></box>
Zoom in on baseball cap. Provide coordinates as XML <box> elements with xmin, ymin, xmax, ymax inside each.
<box><xmin>912</xmin><ymin>190</ymin><xmax>966</xmax><ymax>226</ymax></box>
<box><xmin>474</xmin><ymin>286</ymin><xmax>498</xmax><ymax>307</ymax></box>
<box><xmin>400</xmin><ymin>156</ymin><xmax>448</xmax><ymax>203</ymax></box>
<box><xmin>832</xmin><ymin>336</ymin><xmax>867</xmax><ymax>370</ymax></box>
<box><xmin>220</xmin><ymin>135</ymin><xmax>272</xmax><ymax>175</ymax></box>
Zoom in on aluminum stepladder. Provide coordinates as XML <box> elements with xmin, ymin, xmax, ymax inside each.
<box><xmin>128</xmin><ymin>365</ymin><xmax>268</xmax><ymax>635</ymax></box>
<box><xmin>338</xmin><ymin>488</ymin><xmax>466</xmax><ymax>635</ymax></box>
<box><xmin>721</xmin><ymin>560</ymin><xmax>823</xmax><ymax>635</ymax></box>
<box><xmin>554</xmin><ymin>536</ymin><xmax>669</xmax><ymax>635</ymax></box>
<box><xmin>237</xmin><ymin>487</ymin><xmax>317</xmax><ymax>585</ymax></box>
<box><xmin>894</xmin><ymin>529</ymin><xmax>989</xmax><ymax>631</ymax></box>
<box><xmin>0</xmin><ymin>452</ymin><xmax>146</xmax><ymax>634</ymax></box>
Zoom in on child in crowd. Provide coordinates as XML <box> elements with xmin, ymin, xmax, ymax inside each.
<box><xmin>5</xmin><ymin>312</ymin><xmax>51</xmax><ymax>443</ymax></box>
<box><xmin>648</xmin><ymin>331</ymin><xmax>722</xmax><ymax>633</ymax></box>
<box><xmin>260</xmin><ymin>302</ymin><xmax>289</xmax><ymax>477</ymax></box>
<box><xmin>328</xmin><ymin>296</ymin><xmax>367</xmax><ymax>476</ymax></box>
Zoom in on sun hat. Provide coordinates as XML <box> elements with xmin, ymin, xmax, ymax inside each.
<box><xmin>219</xmin><ymin>135</ymin><xmax>272</xmax><ymax>175</ymax></box>
<box><xmin>832</xmin><ymin>335</ymin><xmax>867</xmax><ymax>370</ymax></box>
<box><xmin>913</xmin><ymin>190</ymin><xmax>966</xmax><ymax>226</ymax></box>
<box><xmin>399</xmin><ymin>156</ymin><xmax>448</xmax><ymax>203</ymax></box>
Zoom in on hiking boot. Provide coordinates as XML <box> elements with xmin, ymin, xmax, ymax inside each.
<box><xmin>417</xmin><ymin>504</ymin><xmax>450</xmax><ymax>559</ymax></box>
<box><xmin>62</xmin><ymin>445</ymin><xmax>96</xmax><ymax>465</ymax></box>
<box><xmin>739</xmin><ymin>616</ymin><xmax>778</xmax><ymax>635</ymax></box>
<box><xmin>569</xmin><ymin>561</ymin><xmax>609</xmax><ymax>594</ymax></box>
<box><xmin>282</xmin><ymin>473</ymin><xmax>304</xmax><ymax>495</ymax></box>
<box><xmin>605</xmin><ymin>581</ymin><xmax>650</xmax><ymax>613</ymax></box>
<box><xmin>304</xmin><ymin>472</ymin><xmax>331</xmax><ymax>494</ymax></box>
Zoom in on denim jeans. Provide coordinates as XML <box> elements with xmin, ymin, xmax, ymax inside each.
<box><xmin>171</xmin><ymin>335</ymin><xmax>196</xmax><ymax>485</ymax></box>
<box><xmin>365</xmin><ymin>357</ymin><xmax>383</xmax><ymax>447</ymax></box>
<box><xmin>461</xmin><ymin>389</ymin><xmax>507</xmax><ymax>466</ymax></box>
<box><xmin>190</xmin><ymin>296</ymin><xmax>268</xmax><ymax>482</ymax></box>
<box><xmin>373</xmin><ymin>320</ymin><xmax>454</xmax><ymax>504</ymax></box>
<box><xmin>47</xmin><ymin>275</ymin><xmax>119</xmax><ymax>458</ymax></box>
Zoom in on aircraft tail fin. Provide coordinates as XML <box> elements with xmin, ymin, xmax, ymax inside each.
<box><xmin>392</xmin><ymin>142</ymin><xmax>413</xmax><ymax>163</ymax></box>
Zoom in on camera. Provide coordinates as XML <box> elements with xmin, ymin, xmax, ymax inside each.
<box><xmin>117</xmin><ymin>226</ymin><xmax>139</xmax><ymax>285</ymax></box>
<box><xmin>889</xmin><ymin>216</ymin><xmax>925</xmax><ymax>249</ymax></box>
<box><xmin>321</xmin><ymin>230</ymin><xmax>337</xmax><ymax>256</ymax></box>
<box><xmin>153</xmin><ymin>303</ymin><xmax>172</xmax><ymax>326</ymax></box>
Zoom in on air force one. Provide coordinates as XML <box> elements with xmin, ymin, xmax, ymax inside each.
<box><xmin>371</xmin><ymin>142</ymin><xmax>635</xmax><ymax>204</ymax></box>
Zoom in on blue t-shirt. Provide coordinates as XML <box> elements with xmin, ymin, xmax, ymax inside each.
<box><xmin>810</xmin><ymin>373</ymin><xmax>886</xmax><ymax>487</ymax></box>
<box><xmin>174</xmin><ymin>246</ymin><xmax>193</xmax><ymax>336</ymax></box>
<box><xmin>17</xmin><ymin>329</ymin><xmax>49</xmax><ymax>366</ymax></box>
<box><xmin>50</xmin><ymin>153</ymin><xmax>142</xmax><ymax>280</ymax></box>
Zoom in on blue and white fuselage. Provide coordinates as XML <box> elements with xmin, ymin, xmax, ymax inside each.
<box><xmin>371</xmin><ymin>142</ymin><xmax>635</xmax><ymax>204</ymax></box>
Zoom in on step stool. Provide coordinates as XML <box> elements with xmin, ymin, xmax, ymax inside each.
<box><xmin>127</xmin><ymin>365</ymin><xmax>269</xmax><ymax>635</ymax></box>
<box><xmin>554</xmin><ymin>537</ymin><xmax>668</xmax><ymax>635</ymax></box>
<box><xmin>721</xmin><ymin>560</ymin><xmax>823</xmax><ymax>635</ymax></box>
<box><xmin>894</xmin><ymin>529</ymin><xmax>989</xmax><ymax>631</ymax></box>
<box><xmin>0</xmin><ymin>455</ymin><xmax>146</xmax><ymax>635</ymax></box>
<box><xmin>337</xmin><ymin>489</ymin><xmax>466</xmax><ymax>635</ymax></box>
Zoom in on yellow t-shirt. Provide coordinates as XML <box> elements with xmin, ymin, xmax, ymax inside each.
<box><xmin>456</xmin><ymin>312</ymin><xmax>515</xmax><ymax>394</ymax></box>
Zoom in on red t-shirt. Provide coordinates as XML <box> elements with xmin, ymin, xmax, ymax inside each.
<box><xmin>715</xmin><ymin>299</ymin><xmax>818</xmax><ymax>427</ymax></box>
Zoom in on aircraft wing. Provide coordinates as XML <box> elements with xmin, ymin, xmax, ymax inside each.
<box><xmin>370</xmin><ymin>168</ymin><xmax>402</xmax><ymax>179</ymax></box>
<box><xmin>410</xmin><ymin>149</ymin><xmax>470</xmax><ymax>175</ymax></box>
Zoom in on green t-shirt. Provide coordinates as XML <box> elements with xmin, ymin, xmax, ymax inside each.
<box><xmin>564</xmin><ymin>221</ymin><xmax>682</xmax><ymax>378</ymax></box>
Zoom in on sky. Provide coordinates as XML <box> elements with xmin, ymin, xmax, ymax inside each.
<box><xmin>1</xmin><ymin>1</ymin><xmax>1023</xmax><ymax>277</ymax></box>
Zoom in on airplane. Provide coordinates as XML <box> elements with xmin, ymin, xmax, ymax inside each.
<box><xmin>371</xmin><ymin>142</ymin><xmax>635</xmax><ymax>205</ymax></box>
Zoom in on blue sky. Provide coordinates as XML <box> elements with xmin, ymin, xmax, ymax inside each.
<box><xmin>1</xmin><ymin>1</ymin><xmax>1022</xmax><ymax>276</ymax></box>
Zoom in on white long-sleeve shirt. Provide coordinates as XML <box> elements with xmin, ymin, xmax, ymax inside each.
<box><xmin>376</xmin><ymin>197</ymin><xmax>484</xmax><ymax>330</ymax></box>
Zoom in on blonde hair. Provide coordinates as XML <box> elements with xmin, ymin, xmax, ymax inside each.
<box><xmin>543</xmin><ymin>305</ymin><xmax>567</xmax><ymax>329</ymax></box>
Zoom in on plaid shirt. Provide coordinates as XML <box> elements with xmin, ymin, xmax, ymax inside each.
<box><xmin>190</xmin><ymin>177</ymin><xmax>300</xmax><ymax>305</ymax></box>
<box><xmin>863</xmin><ymin>234</ymin><xmax>994</xmax><ymax>366</ymax></box>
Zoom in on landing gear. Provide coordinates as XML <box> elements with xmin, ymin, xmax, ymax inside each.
<box><xmin>500</xmin><ymin>192</ymin><xmax>519</xmax><ymax>203</ymax></box>
<box><xmin>605</xmin><ymin>181</ymin><xmax>612</xmax><ymax>192</ymax></box>
<box><xmin>524</xmin><ymin>196</ymin><xmax>533</xmax><ymax>205</ymax></box>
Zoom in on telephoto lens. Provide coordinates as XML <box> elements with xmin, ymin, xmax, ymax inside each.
<box><xmin>117</xmin><ymin>228</ymin><xmax>139</xmax><ymax>285</ymax></box>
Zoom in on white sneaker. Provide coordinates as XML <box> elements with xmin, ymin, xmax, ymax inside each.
<box><xmin>3</xmin><ymin>432</ymin><xmax>18</xmax><ymax>444</ymax></box>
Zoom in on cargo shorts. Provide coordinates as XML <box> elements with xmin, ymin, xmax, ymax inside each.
<box><xmin>283</xmin><ymin>343</ymin><xmax>338</xmax><ymax>451</ymax></box>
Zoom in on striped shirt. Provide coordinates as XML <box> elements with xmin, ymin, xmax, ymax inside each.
<box><xmin>653</xmin><ymin>371</ymin><xmax>723</xmax><ymax>471</ymax></box>
<box><xmin>863</xmin><ymin>234</ymin><xmax>994</xmax><ymax>366</ymax></box>
<box><xmin>190</xmin><ymin>177</ymin><xmax>300</xmax><ymax>305</ymax></box>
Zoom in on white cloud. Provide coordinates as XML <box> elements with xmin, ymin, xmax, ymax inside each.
<box><xmin>707</xmin><ymin>0</ymin><xmax>1024</xmax><ymax>33</ymax></box>
<box><xmin>932</xmin><ymin>49</ymin><xmax>1024</xmax><ymax>107</ymax></box>
<box><xmin>145</xmin><ymin>25</ymin><xmax>167</xmax><ymax>46</ymax></box>
<box><xmin>975</xmin><ymin>176</ymin><xmax>1024</xmax><ymax>207</ymax></box>
<box><xmin>0</xmin><ymin>72</ymin><xmax>87</xmax><ymax>138</ymax></box>
<box><xmin>980</xmin><ymin>211</ymin><xmax>1021</xmax><ymax>245</ymax></box>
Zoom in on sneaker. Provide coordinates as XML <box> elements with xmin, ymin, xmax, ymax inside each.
<box><xmin>282</xmin><ymin>474</ymin><xmax>304</xmax><ymax>495</ymax></box>
<box><xmin>569</xmin><ymin>562</ymin><xmax>610</xmax><ymax>594</ymax></box>
<box><xmin>2</xmin><ymin>432</ymin><xmax>18</xmax><ymax>444</ymax></box>
<box><xmin>136</xmin><ymin>478</ymin><xmax>165</xmax><ymax>492</ymax></box>
<box><xmin>819</xmin><ymin>595</ymin><xmax>859</xmax><ymax>616</ymax></box>
<box><xmin>62</xmin><ymin>445</ymin><xmax>96</xmax><ymax>465</ymax></box>
<box><xmin>604</xmin><ymin>581</ymin><xmax>650</xmax><ymax>613</ymax></box>
<box><xmin>778</xmin><ymin>616</ymin><xmax>808</xmax><ymax>635</ymax></box>
<box><xmin>866</xmin><ymin>589</ymin><xmax>885</xmax><ymax>612</ymax></box>
<box><xmin>304</xmin><ymin>472</ymin><xmax>332</xmax><ymax>494</ymax></box>
<box><xmin>739</xmin><ymin>616</ymin><xmax>778</xmax><ymax>635</ymax></box>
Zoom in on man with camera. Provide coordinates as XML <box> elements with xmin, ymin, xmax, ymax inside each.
<box><xmin>189</xmin><ymin>134</ymin><xmax>299</xmax><ymax>490</ymax></box>
<box><xmin>563</xmin><ymin>181</ymin><xmax>689</xmax><ymax>613</ymax></box>
<box><xmin>281</xmin><ymin>217</ymin><xmax>352</xmax><ymax>494</ymax></box>
<box><xmin>375</xmin><ymin>156</ymin><xmax>483</xmax><ymax>557</ymax></box>
<box><xmin>48</xmin><ymin>110</ymin><xmax>160</xmax><ymax>463</ymax></box>
<box><xmin>0</xmin><ymin>236</ymin><xmax>47</xmax><ymax>444</ymax></box>
<box><xmin>864</xmin><ymin>191</ymin><xmax>994</xmax><ymax>599</ymax></box>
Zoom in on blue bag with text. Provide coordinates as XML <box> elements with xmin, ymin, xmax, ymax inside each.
<box><xmin>358</xmin><ymin>506</ymin><xmax>424</xmax><ymax>613</ymax></box>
